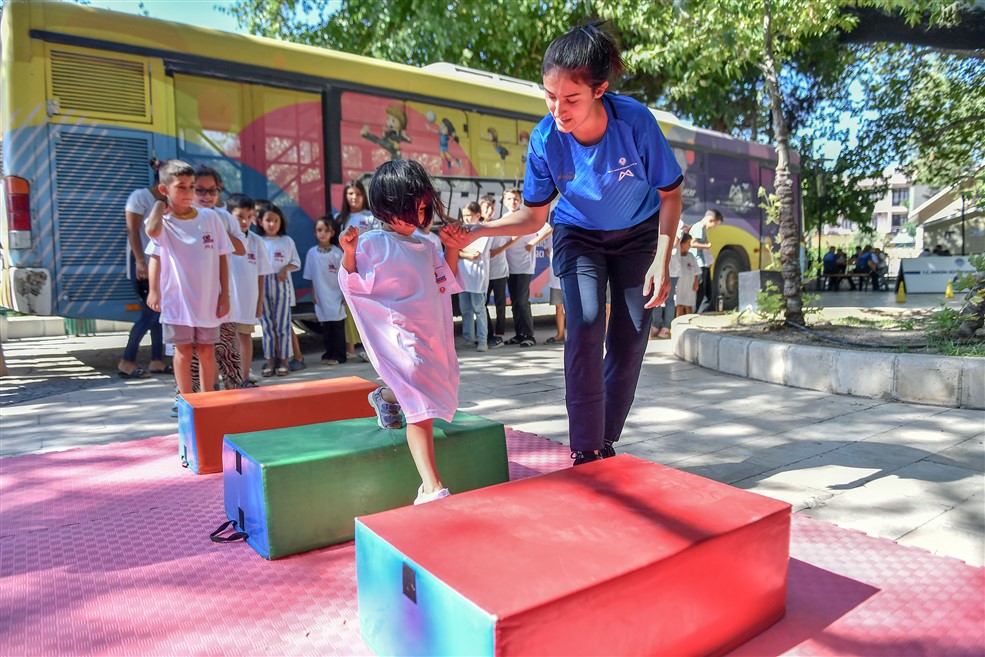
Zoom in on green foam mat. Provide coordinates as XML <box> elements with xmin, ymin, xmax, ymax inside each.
<box><xmin>222</xmin><ymin>411</ymin><xmax>509</xmax><ymax>559</ymax></box>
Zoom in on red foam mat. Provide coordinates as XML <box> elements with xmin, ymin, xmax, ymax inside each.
<box><xmin>1</xmin><ymin>430</ymin><xmax>982</xmax><ymax>656</ymax></box>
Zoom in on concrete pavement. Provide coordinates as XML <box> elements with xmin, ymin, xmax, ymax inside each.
<box><xmin>1</xmin><ymin>318</ymin><xmax>983</xmax><ymax>568</ymax></box>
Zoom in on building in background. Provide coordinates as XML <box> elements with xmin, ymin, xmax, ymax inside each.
<box><xmin>911</xmin><ymin>181</ymin><xmax>983</xmax><ymax>257</ymax></box>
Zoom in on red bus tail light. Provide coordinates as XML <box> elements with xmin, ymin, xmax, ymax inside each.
<box><xmin>4</xmin><ymin>176</ymin><xmax>32</xmax><ymax>232</ymax></box>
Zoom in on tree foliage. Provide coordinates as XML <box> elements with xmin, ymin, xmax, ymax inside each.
<box><xmin>221</xmin><ymin>0</ymin><xmax>581</xmax><ymax>82</ymax></box>
<box><xmin>225</xmin><ymin>0</ymin><xmax>981</xmax><ymax>322</ymax></box>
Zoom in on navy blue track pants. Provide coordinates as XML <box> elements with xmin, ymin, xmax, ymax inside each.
<box><xmin>553</xmin><ymin>215</ymin><xmax>659</xmax><ymax>453</ymax></box>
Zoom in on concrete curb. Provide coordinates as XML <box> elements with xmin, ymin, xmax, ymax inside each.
<box><xmin>671</xmin><ymin>317</ymin><xmax>985</xmax><ymax>410</ymax></box>
<box><xmin>1</xmin><ymin>315</ymin><xmax>132</xmax><ymax>342</ymax></box>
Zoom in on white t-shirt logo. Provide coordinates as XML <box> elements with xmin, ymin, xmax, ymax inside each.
<box><xmin>202</xmin><ymin>233</ymin><xmax>215</xmax><ymax>250</ymax></box>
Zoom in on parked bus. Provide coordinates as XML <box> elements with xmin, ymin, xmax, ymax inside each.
<box><xmin>0</xmin><ymin>1</ymin><xmax>799</xmax><ymax>321</ymax></box>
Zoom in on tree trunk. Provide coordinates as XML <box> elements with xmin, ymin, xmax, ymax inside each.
<box><xmin>762</xmin><ymin>0</ymin><xmax>804</xmax><ymax>326</ymax></box>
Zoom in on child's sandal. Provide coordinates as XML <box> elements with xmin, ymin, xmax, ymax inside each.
<box><xmin>261</xmin><ymin>362</ymin><xmax>275</xmax><ymax>377</ymax></box>
<box><xmin>368</xmin><ymin>387</ymin><xmax>405</xmax><ymax>429</ymax></box>
<box><xmin>275</xmin><ymin>364</ymin><xmax>289</xmax><ymax>377</ymax></box>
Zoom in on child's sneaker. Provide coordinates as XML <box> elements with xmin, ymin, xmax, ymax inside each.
<box><xmin>414</xmin><ymin>484</ymin><xmax>451</xmax><ymax>505</ymax></box>
<box><xmin>368</xmin><ymin>387</ymin><xmax>405</xmax><ymax>429</ymax></box>
<box><xmin>476</xmin><ymin>342</ymin><xmax>489</xmax><ymax>352</ymax></box>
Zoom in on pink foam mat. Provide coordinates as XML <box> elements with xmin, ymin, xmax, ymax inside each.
<box><xmin>1</xmin><ymin>430</ymin><xmax>982</xmax><ymax>656</ymax></box>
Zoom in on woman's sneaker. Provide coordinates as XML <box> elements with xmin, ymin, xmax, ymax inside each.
<box><xmin>599</xmin><ymin>440</ymin><xmax>616</xmax><ymax>458</ymax></box>
<box><xmin>414</xmin><ymin>484</ymin><xmax>451</xmax><ymax>505</ymax></box>
<box><xmin>571</xmin><ymin>450</ymin><xmax>601</xmax><ymax>466</ymax></box>
<box><xmin>368</xmin><ymin>387</ymin><xmax>405</xmax><ymax>429</ymax></box>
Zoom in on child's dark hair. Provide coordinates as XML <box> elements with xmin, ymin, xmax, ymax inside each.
<box><xmin>194</xmin><ymin>165</ymin><xmax>223</xmax><ymax>187</ymax></box>
<box><xmin>680</xmin><ymin>233</ymin><xmax>693</xmax><ymax>245</ymax></box>
<box><xmin>315</xmin><ymin>215</ymin><xmax>341</xmax><ymax>247</ymax></box>
<box><xmin>258</xmin><ymin>202</ymin><xmax>287</xmax><ymax>236</ymax></box>
<box><xmin>158</xmin><ymin>159</ymin><xmax>194</xmax><ymax>186</ymax></box>
<box><xmin>226</xmin><ymin>193</ymin><xmax>255</xmax><ymax>211</ymax></box>
<box><xmin>337</xmin><ymin>179</ymin><xmax>368</xmax><ymax>228</ymax></box>
<box><xmin>369</xmin><ymin>160</ymin><xmax>445</xmax><ymax>229</ymax></box>
<box><xmin>479</xmin><ymin>194</ymin><xmax>496</xmax><ymax>207</ymax></box>
<box><xmin>465</xmin><ymin>201</ymin><xmax>481</xmax><ymax>215</ymax></box>
<box><xmin>542</xmin><ymin>21</ymin><xmax>623</xmax><ymax>90</ymax></box>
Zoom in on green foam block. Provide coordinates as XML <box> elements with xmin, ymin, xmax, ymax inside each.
<box><xmin>222</xmin><ymin>411</ymin><xmax>510</xmax><ymax>559</ymax></box>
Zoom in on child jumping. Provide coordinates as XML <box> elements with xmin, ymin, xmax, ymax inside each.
<box><xmin>303</xmin><ymin>216</ymin><xmax>347</xmax><ymax>365</ymax></box>
<box><xmin>145</xmin><ymin>160</ymin><xmax>234</xmax><ymax>396</ymax></box>
<box><xmin>338</xmin><ymin>159</ymin><xmax>467</xmax><ymax>505</ymax></box>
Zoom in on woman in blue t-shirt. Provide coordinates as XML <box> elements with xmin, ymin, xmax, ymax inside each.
<box><xmin>463</xmin><ymin>22</ymin><xmax>684</xmax><ymax>465</ymax></box>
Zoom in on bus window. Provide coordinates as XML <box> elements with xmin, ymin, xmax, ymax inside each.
<box><xmin>675</xmin><ymin>148</ymin><xmax>706</xmax><ymax>228</ymax></box>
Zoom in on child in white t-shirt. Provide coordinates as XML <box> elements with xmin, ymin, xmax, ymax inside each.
<box><xmin>257</xmin><ymin>203</ymin><xmax>301</xmax><ymax>377</ymax></box>
<box><xmin>457</xmin><ymin>202</ymin><xmax>490</xmax><ymax>351</ymax></box>
<box><xmin>227</xmin><ymin>194</ymin><xmax>274</xmax><ymax>384</ymax></box>
<box><xmin>145</xmin><ymin>160</ymin><xmax>234</xmax><ymax>395</ymax></box>
<box><xmin>339</xmin><ymin>159</ymin><xmax>468</xmax><ymax>505</ymax></box>
<box><xmin>303</xmin><ymin>216</ymin><xmax>347</xmax><ymax>365</ymax></box>
<box><xmin>335</xmin><ymin>179</ymin><xmax>376</xmax><ymax>362</ymax></box>
<box><xmin>675</xmin><ymin>233</ymin><xmax>700</xmax><ymax>316</ymax></box>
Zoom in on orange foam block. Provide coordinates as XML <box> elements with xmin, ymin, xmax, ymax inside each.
<box><xmin>356</xmin><ymin>455</ymin><xmax>791</xmax><ymax>656</ymax></box>
<box><xmin>177</xmin><ymin>376</ymin><xmax>378</xmax><ymax>474</ymax></box>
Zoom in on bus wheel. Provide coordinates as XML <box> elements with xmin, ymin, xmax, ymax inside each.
<box><xmin>714</xmin><ymin>250</ymin><xmax>746</xmax><ymax>311</ymax></box>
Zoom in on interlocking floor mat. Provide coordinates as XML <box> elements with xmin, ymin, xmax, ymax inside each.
<box><xmin>1</xmin><ymin>430</ymin><xmax>982</xmax><ymax>656</ymax></box>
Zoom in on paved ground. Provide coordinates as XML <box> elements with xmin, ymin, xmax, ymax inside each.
<box><xmin>2</xmin><ymin>295</ymin><xmax>982</xmax><ymax>569</ymax></box>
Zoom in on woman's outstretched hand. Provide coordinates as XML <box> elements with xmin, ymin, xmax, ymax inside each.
<box><xmin>642</xmin><ymin>255</ymin><xmax>671</xmax><ymax>309</ymax></box>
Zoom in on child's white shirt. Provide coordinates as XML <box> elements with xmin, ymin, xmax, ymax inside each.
<box><xmin>228</xmin><ymin>230</ymin><xmax>274</xmax><ymax>325</ymax></box>
<box><xmin>457</xmin><ymin>236</ymin><xmax>490</xmax><ymax>294</ymax></box>
<box><xmin>303</xmin><ymin>245</ymin><xmax>347</xmax><ymax>322</ymax></box>
<box><xmin>675</xmin><ymin>251</ymin><xmax>699</xmax><ymax>307</ymax></box>
<box><xmin>487</xmin><ymin>235</ymin><xmax>511</xmax><ymax>280</ymax></box>
<box><xmin>504</xmin><ymin>231</ymin><xmax>538</xmax><ymax>275</ymax></box>
<box><xmin>339</xmin><ymin>209</ymin><xmax>380</xmax><ymax>234</ymax></box>
<box><xmin>150</xmin><ymin>207</ymin><xmax>234</xmax><ymax>328</ymax></box>
<box><xmin>261</xmin><ymin>234</ymin><xmax>301</xmax><ymax>304</ymax></box>
<box><xmin>339</xmin><ymin>230</ymin><xmax>462</xmax><ymax>423</ymax></box>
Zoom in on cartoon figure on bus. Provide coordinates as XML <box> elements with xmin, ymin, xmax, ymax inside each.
<box><xmin>361</xmin><ymin>104</ymin><xmax>411</xmax><ymax>160</ymax></box>
<box><xmin>425</xmin><ymin>116</ymin><xmax>461</xmax><ymax>171</ymax></box>
<box><xmin>486</xmin><ymin>128</ymin><xmax>510</xmax><ymax>161</ymax></box>
<box><xmin>518</xmin><ymin>130</ymin><xmax>530</xmax><ymax>166</ymax></box>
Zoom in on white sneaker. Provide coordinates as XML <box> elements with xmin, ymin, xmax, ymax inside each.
<box><xmin>414</xmin><ymin>484</ymin><xmax>451</xmax><ymax>505</ymax></box>
<box><xmin>476</xmin><ymin>341</ymin><xmax>489</xmax><ymax>352</ymax></box>
<box><xmin>248</xmin><ymin>370</ymin><xmax>258</xmax><ymax>383</ymax></box>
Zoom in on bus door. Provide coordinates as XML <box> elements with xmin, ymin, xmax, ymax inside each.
<box><xmin>173</xmin><ymin>74</ymin><xmax>326</xmax><ymax>302</ymax></box>
<box><xmin>44</xmin><ymin>46</ymin><xmax>160</xmax><ymax>321</ymax></box>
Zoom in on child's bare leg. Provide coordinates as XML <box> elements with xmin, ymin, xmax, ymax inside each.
<box><xmin>197</xmin><ymin>343</ymin><xmax>217</xmax><ymax>392</ymax></box>
<box><xmin>173</xmin><ymin>344</ymin><xmax>195</xmax><ymax>394</ymax></box>
<box><xmin>238</xmin><ymin>332</ymin><xmax>254</xmax><ymax>380</ymax></box>
<box><xmin>406</xmin><ymin>419</ymin><xmax>442</xmax><ymax>494</ymax></box>
<box><xmin>291</xmin><ymin>330</ymin><xmax>303</xmax><ymax>362</ymax></box>
<box><xmin>554</xmin><ymin>304</ymin><xmax>566</xmax><ymax>340</ymax></box>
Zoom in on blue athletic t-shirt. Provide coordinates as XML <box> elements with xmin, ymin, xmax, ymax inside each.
<box><xmin>523</xmin><ymin>94</ymin><xmax>683</xmax><ymax>231</ymax></box>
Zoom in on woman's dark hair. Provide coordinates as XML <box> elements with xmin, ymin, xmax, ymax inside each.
<box><xmin>542</xmin><ymin>21</ymin><xmax>623</xmax><ymax>89</ymax></box>
<box><xmin>369</xmin><ymin>160</ymin><xmax>445</xmax><ymax>229</ymax></box>
<box><xmin>336</xmin><ymin>179</ymin><xmax>368</xmax><ymax>228</ymax></box>
<box><xmin>258</xmin><ymin>202</ymin><xmax>287</xmax><ymax>236</ymax></box>
<box><xmin>194</xmin><ymin>165</ymin><xmax>223</xmax><ymax>187</ymax></box>
<box><xmin>315</xmin><ymin>215</ymin><xmax>341</xmax><ymax>247</ymax></box>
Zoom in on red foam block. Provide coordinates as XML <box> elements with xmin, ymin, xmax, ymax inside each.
<box><xmin>178</xmin><ymin>376</ymin><xmax>377</xmax><ymax>474</ymax></box>
<box><xmin>357</xmin><ymin>454</ymin><xmax>791</xmax><ymax>656</ymax></box>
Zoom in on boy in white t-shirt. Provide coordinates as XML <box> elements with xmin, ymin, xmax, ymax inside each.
<box><xmin>303</xmin><ymin>216</ymin><xmax>348</xmax><ymax>364</ymax></box>
<box><xmin>500</xmin><ymin>188</ymin><xmax>538</xmax><ymax>346</ymax></box>
<box><xmin>226</xmin><ymin>193</ymin><xmax>274</xmax><ymax>383</ymax></box>
<box><xmin>674</xmin><ymin>233</ymin><xmax>700</xmax><ymax>316</ymax></box>
<box><xmin>456</xmin><ymin>202</ymin><xmax>491</xmax><ymax>352</ymax></box>
<box><xmin>145</xmin><ymin>160</ymin><xmax>234</xmax><ymax>395</ymax></box>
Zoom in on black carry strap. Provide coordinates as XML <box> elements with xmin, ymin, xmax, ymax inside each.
<box><xmin>210</xmin><ymin>519</ymin><xmax>248</xmax><ymax>543</ymax></box>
